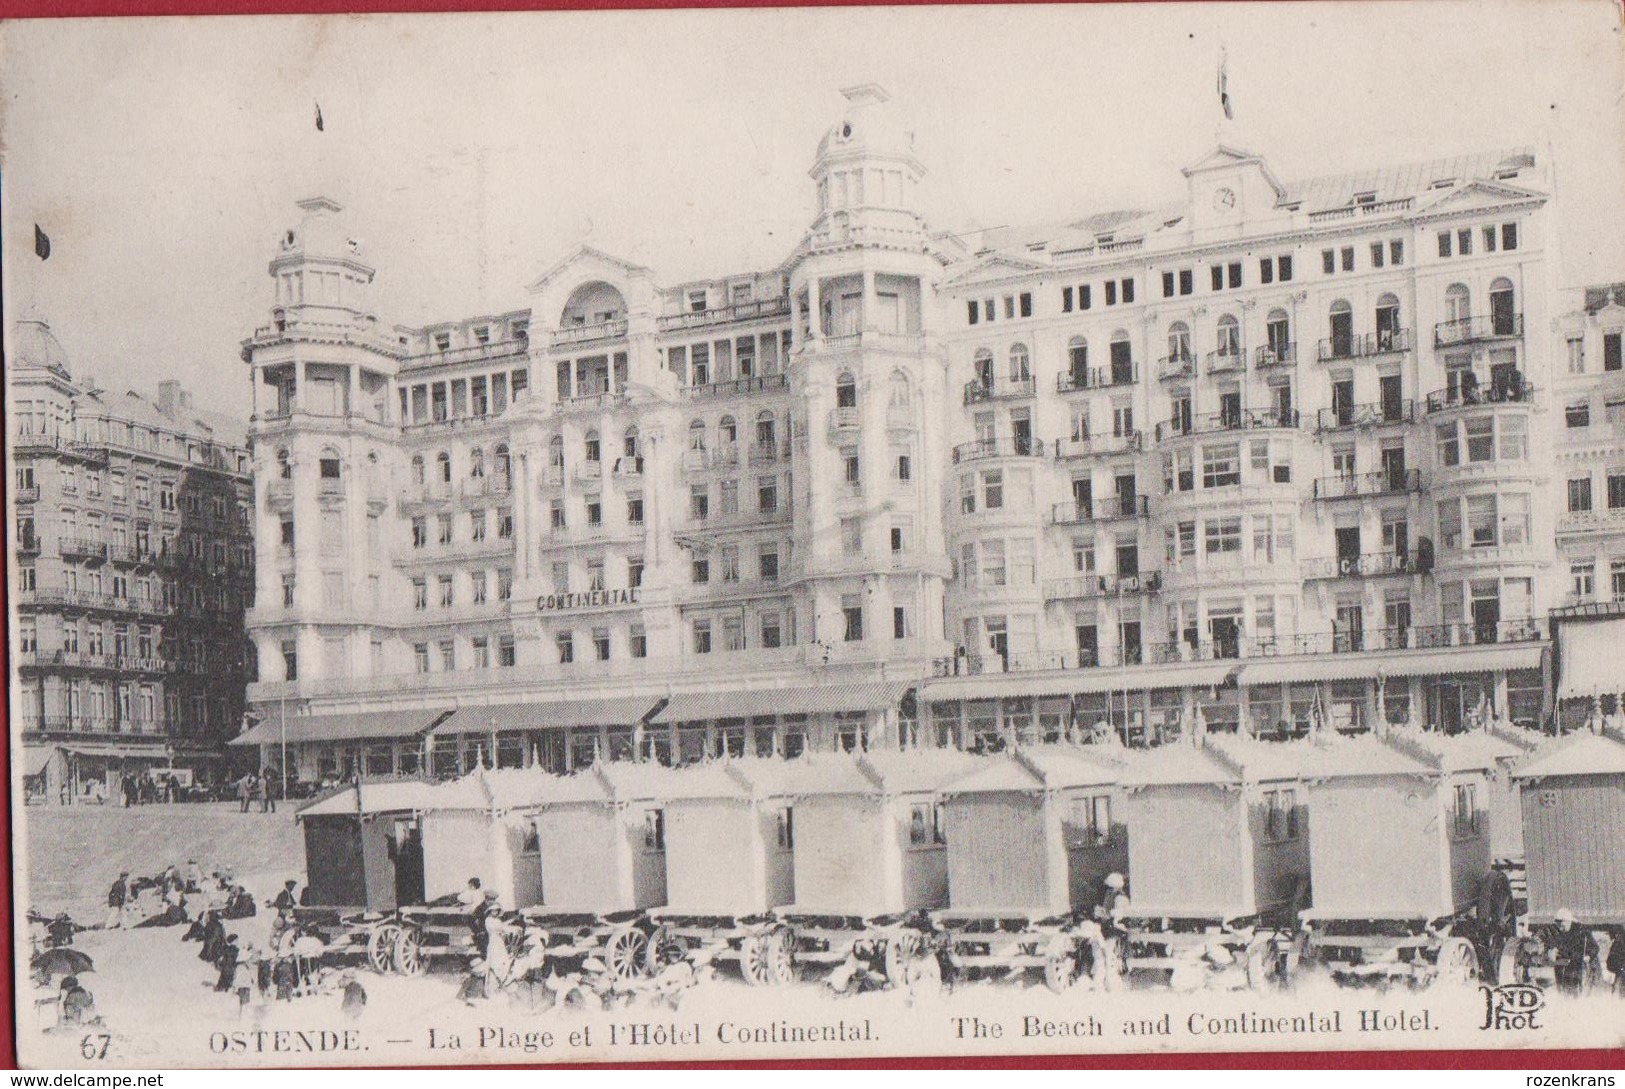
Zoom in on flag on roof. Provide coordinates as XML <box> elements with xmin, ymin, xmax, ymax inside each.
<box><xmin>1218</xmin><ymin>47</ymin><xmax>1234</xmax><ymax>121</ymax></box>
<box><xmin>34</xmin><ymin>224</ymin><xmax>50</xmax><ymax>260</ymax></box>
<box><xmin>314</xmin><ymin>101</ymin><xmax>324</xmax><ymax>132</ymax></box>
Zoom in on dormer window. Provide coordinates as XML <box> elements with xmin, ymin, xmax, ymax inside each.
<box><xmin>687</xmin><ymin>290</ymin><xmax>707</xmax><ymax>313</ymax></box>
<box><xmin>474</xmin><ymin>326</ymin><xmax>490</xmax><ymax>345</ymax></box>
<box><xmin>730</xmin><ymin>282</ymin><xmax>754</xmax><ymax>304</ymax></box>
<box><xmin>434</xmin><ymin>332</ymin><xmax>451</xmax><ymax>351</ymax></box>
<box><xmin>1353</xmin><ymin>191</ymin><xmax>1376</xmax><ymax>206</ymax></box>
<box><xmin>1429</xmin><ymin>178</ymin><xmax>1456</xmax><ymax>190</ymax></box>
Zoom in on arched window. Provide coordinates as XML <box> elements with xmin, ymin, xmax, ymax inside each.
<box><xmin>971</xmin><ymin>349</ymin><xmax>994</xmax><ymax>390</ymax></box>
<box><xmin>585</xmin><ymin>429</ymin><xmax>601</xmax><ymax>463</ymax></box>
<box><xmin>888</xmin><ymin>370</ymin><xmax>911</xmax><ymax>408</ymax></box>
<box><xmin>469</xmin><ymin>446</ymin><xmax>485</xmax><ymax>478</ymax></box>
<box><xmin>435</xmin><ymin>450</ymin><xmax>451</xmax><ymax>484</ymax></box>
<box><xmin>276</xmin><ymin>448</ymin><xmax>292</xmax><ymax>480</ymax></box>
<box><xmin>1488</xmin><ymin>277</ymin><xmax>1517</xmax><ymax>335</ymax></box>
<box><xmin>689</xmin><ymin>419</ymin><xmax>707</xmax><ymax>451</ymax></box>
<box><xmin>755</xmin><ymin>410</ymin><xmax>777</xmax><ymax>448</ymax></box>
<box><xmin>1108</xmin><ymin>331</ymin><xmax>1133</xmax><ymax>381</ymax></box>
<box><xmin>1167</xmin><ymin>322</ymin><xmax>1191</xmax><ymax>361</ymax></box>
<box><xmin>318</xmin><ymin>446</ymin><xmax>342</xmax><ymax>481</ymax></box>
<box><xmin>548</xmin><ymin>435</ymin><xmax>563</xmax><ymax>468</ymax></box>
<box><xmin>493</xmin><ymin>444</ymin><xmax>510</xmax><ymax>483</ymax></box>
<box><xmin>1374</xmin><ymin>293</ymin><xmax>1402</xmax><ymax>349</ymax></box>
<box><xmin>835</xmin><ymin>371</ymin><xmax>857</xmax><ymax>409</ymax></box>
<box><xmin>623</xmin><ymin>426</ymin><xmax>639</xmax><ymax>458</ymax></box>
<box><xmin>1444</xmin><ymin>283</ymin><xmax>1471</xmax><ymax>323</ymax></box>
<box><xmin>1216</xmin><ymin>314</ymin><xmax>1240</xmax><ymax>357</ymax></box>
<box><xmin>1008</xmin><ymin>343</ymin><xmax>1030</xmax><ymax>381</ymax></box>
<box><xmin>1066</xmin><ymin>337</ymin><xmax>1089</xmax><ymax>381</ymax></box>
<box><xmin>409</xmin><ymin>454</ymin><xmax>424</xmax><ymax>486</ymax></box>
<box><xmin>1328</xmin><ymin>300</ymin><xmax>1354</xmax><ymax>357</ymax></box>
<box><xmin>719</xmin><ymin>415</ymin><xmax>738</xmax><ymax>445</ymax></box>
<box><xmin>1264</xmin><ymin>309</ymin><xmax>1291</xmax><ymax>358</ymax></box>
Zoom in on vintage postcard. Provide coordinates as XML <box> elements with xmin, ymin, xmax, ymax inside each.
<box><xmin>4</xmin><ymin>0</ymin><xmax>1624</xmax><ymax>1070</ymax></box>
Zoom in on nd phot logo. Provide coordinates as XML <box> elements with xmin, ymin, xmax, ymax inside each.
<box><xmin>1479</xmin><ymin>983</ymin><xmax>1545</xmax><ymax>1031</ymax></box>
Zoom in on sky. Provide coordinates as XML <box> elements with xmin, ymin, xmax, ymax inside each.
<box><xmin>2</xmin><ymin>1</ymin><xmax>1622</xmax><ymax>419</ymax></box>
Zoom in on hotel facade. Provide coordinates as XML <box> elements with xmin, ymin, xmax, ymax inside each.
<box><xmin>9</xmin><ymin>323</ymin><xmax>255</xmax><ymax>796</ymax></box>
<box><xmin>235</xmin><ymin>85</ymin><xmax>1585</xmax><ymax>781</ymax></box>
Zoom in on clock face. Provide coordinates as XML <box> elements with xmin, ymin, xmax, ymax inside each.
<box><xmin>1213</xmin><ymin>187</ymin><xmax>1237</xmax><ymax>210</ymax></box>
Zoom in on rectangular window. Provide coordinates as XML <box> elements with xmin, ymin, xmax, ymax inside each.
<box><xmin>843</xmin><ymin>595</ymin><xmax>864</xmax><ymax>642</ymax></box>
<box><xmin>1079</xmin><ymin>285</ymin><xmax>1091</xmax><ymax>310</ymax></box>
<box><xmin>498</xmin><ymin>635</ymin><xmax>515</xmax><ymax>667</ymax></box>
<box><xmin>1390</xmin><ymin>239</ymin><xmax>1403</xmax><ymax>265</ymax></box>
<box><xmin>1227</xmin><ymin>262</ymin><xmax>1241</xmax><ymax>289</ymax></box>
<box><xmin>1204</xmin><ymin>516</ymin><xmax>1242</xmax><ymax>555</ymax></box>
<box><xmin>690</xmin><ymin>485</ymin><xmax>709</xmax><ymax>521</ymax></box>
<box><xmin>1018</xmin><ymin>292</ymin><xmax>1032</xmax><ymax>318</ymax></box>
<box><xmin>1370</xmin><ymin>242</ymin><xmax>1385</xmax><ymax>268</ymax></box>
<box><xmin>1121</xmin><ymin>278</ymin><xmax>1135</xmax><ymax>304</ymax></box>
<box><xmin>1340</xmin><ymin>246</ymin><xmax>1354</xmax><ymax>272</ymax></box>
<box><xmin>1567</xmin><ymin>402</ymin><xmax>1591</xmax><ymax>429</ymax></box>
<box><xmin>1502</xmin><ymin>222</ymin><xmax>1518</xmax><ymax>251</ymax></box>
<box><xmin>1458</xmin><ymin>228</ymin><xmax>1473</xmax><ymax>256</ymax></box>
<box><xmin>1211</xmin><ymin>265</ymin><xmax>1225</xmax><ymax>291</ymax></box>
<box><xmin>556</xmin><ymin>632</ymin><xmax>574</xmax><ymax>664</ymax></box>
<box><xmin>1438</xmin><ymin>231</ymin><xmax>1452</xmax><ymax>258</ymax></box>
<box><xmin>1259</xmin><ymin>258</ymin><xmax>1274</xmax><ymax>285</ymax></box>
<box><xmin>1104</xmin><ymin>281</ymin><xmax>1117</xmax><ymax>306</ymax></box>
<box><xmin>1569</xmin><ymin>477</ymin><xmax>1593</xmax><ymax>513</ymax></box>
<box><xmin>1162</xmin><ymin>271</ymin><xmax>1176</xmax><ymax>297</ymax></box>
<box><xmin>1201</xmin><ymin>444</ymin><xmax>1241</xmax><ymax>488</ymax></box>
<box><xmin>1180</xmin><ymin>269</ymin><xmax>1194</xmax><ymax>294</ymax></box>
<box><xmin>1605</xmin><ymin>333</ymin><xmax>1622</xmax><ymax>372</ymax></box>
<box><xmin>1062</xmin><ymin>287</ymin><xmax>1074</xmax><ymax>312</ymax></box>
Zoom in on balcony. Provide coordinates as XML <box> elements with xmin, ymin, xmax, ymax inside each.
<box><xmin>1557</xmin><ymin>507</ymin><xmax>1625</xmax><ymax>535</ymax></box>
<box><xmin>1302</xmin><ymin>551</ymin><xmax>1416</xmax><ymax>579</ymax></box>
<box><xmin>1153</xmin><ymin>409</ymin><xmax>1299</xmax><ymax>442</ymax></box>
<box><xmin>266</xmin><ymin>479</ymin><xmax>294</xmax><ymax>505</ymax></box>
<box><xmin>1317</xmin><ymin>329</ymin><xmax>1414</xmax><ymax>362</ymax></box>
<box><xmin>885</xmin><ymin>405</ymin><xmax>916</xmax><ymax>431</ymax></box>
<box><xmin>398</xmin><ymin>484</ymin><xmax>456</xmax><ymax>510</ymax></box>
<box><xmin>60</xmin><ymin>537</ymin><xmax>109</xmax><ymax>563</ymax></box>
<box><xmin>612</xmin><ymin>457</ymin><xmax>645</xmax><ymax>480</ymax></box>
<box><xmin>1424</xmin><ymin>377</ymin><xmax>1534</xmax><ymax>415</ymax></box>
<box><xmin>931</xmin><ymin>652</ymin><xmax>1070</xmax><ymax>678</ymax></box>
<box><xmin>574</xmin><ymin>460</ymin><xmax>605</xmax><ymax>485</ymax></box>
<box><xmin>964</xmin><ymin>375</ymin><xmax>1036</xmax><ymax>405</ymax></box>
<box><xmin>1307</xmin><ymin>197</ymin><xmax>1415</xmax><ymax>221</ymax></box>
<box><xmin>1051</xmin><ymin>495</ymin><xmax>1149</xmax><ymax>525</ymax></box>
<box><xmin>1204</xmin><ymin>348</ymin><xmax>1246</xmax><ymax>375</ymax></box>
<box><xmin>460</xmin><ymin>475</ymin><xmax>512</xmax><ymax>498</ymax></box>
<box><xmin>402</xmin><ymin>337</ymin><xmax>530</xmax><ymax>370</ymax></box>
<box><xmin>681</xmin><ymin>373</ymin><xmax>790</xmax><ymax>401</ymax></box>
<box><xmin>19</xmin><ymin>533</ymin><xmax>40</xmax><ymax>556</ymax></box>
<box><xmin>826</xmin><ymin>408</ymin><xmax>860</xmax><ymax>438</ymax></box>
<box><xmin>550</xmin><ymin>319</ymin><xmax>629</xmax><ymax>348</ymax></box>
<box><xmin>107</xmin><ymin>543</ymin><xmax>155</xmax><ymax>566</ymax></box>
<box><xmin>1057</xmin><ymin>366</ymin><xmax>1137</xmax><ymax>393</ymax></box>
<box><xmin>1254</xmin><ymin>344</ymin><xmax>1297</xmax><ymax>370</ymax></box>
<box><xmin>748</xmin><ymin>442</ymin><xmax>780</xmax><ymax>465</ymax></box>
<box><xmin>1156</xmin><ymin>353</ymin><xmax>1197</xmax><ymax>381</ymax></box>
<box><xmin>951</xmin><ymin>436</ymin><xmax>1047</xmax><ymax>463</ymax></box>
<box><xmin>1042</xmin><ymin>571</ymin><xmax>1162</xmax><ymax>601</ymax></box>
<box><xmin>658</xmin><ymin>296</ymin><xmax>791</xmax><ymax>332</ymax></box>
<box><xmin>558</xmin><ymin>389</ymin><xmax>630</xmax><ymax>413</ymax></box>
<box><xmin>1053</xmin><ymin>432</ymin><xmax>1142</xmax><ymax>459</ymax></box>
<box><xmin>1314</xmin><ymin>400</ymin><xmax>1416</xmax><ymax>431</ymax></box>
<box><xmin>1311</xmin><ymin>468</ymin><xmax>1421</xmax><ymax>500</ymax></box>
<box><xmin>16</xmin><ymin>485</ymin><xmax>40</xmax><ymax>503</ymax></box>
<box><xmin>1435</xmin><ymin>314</ymin><xmax>1523</xmax><ymax>348</ymax></box>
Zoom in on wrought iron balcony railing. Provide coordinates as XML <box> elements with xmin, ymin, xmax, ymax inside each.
<box><xmin>1050</xmin><ymin>495</ymin><xmax>1149</xmax><ymax>525</ymax></box>
<box><xmin>1311</xmin><ymin>468</ymin><xmax>1421</xmax><ymax>500</ymax></box>
<box><xmin>1434</xmin><ymin>314</ymin><xmax>1523</xmax><ymax>348</ymax></box>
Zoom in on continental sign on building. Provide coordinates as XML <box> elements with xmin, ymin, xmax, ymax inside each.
<box><xmin>536</xmin><ymin>588</ymin><xmax>642</xmax><ymax>612</ymax></box>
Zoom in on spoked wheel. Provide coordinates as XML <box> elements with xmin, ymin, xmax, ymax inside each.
<box><xmin>1042</xmin><ymin>935</ymin><xmax>1079</xmax><ymax>994</ymax></box>
<box><xmin>884</xmin><ymin>931</ymin><xmax>923</xmax><ymax>986</ymax></box>
<box><xmin>740</xmin><ymin>932</ymin><xmax>776</xmax><ymax>987</ymax></box>
<box><xmin>765</xmin><ymin>926</ymin><xmax>797</xmax><ymax>986</ymax></box>
<box><xmin>393</xmin><ymin>925</ymin><xmax>425</xmax><ymax>976</ymax></box>
<box><xmin>1433</xmin><ymin>936</ymin><xmax>1478</xmax><ymax>986</ymax></box>
<box><xmin>642</xmin><ymin>924</ymin><xmax>685</xmax><ymax>975</ymax></box>
<box><xmin>367</xmin><ymin>923</ymin><xmax>402</xmax><ymax>974</ymax></box>
<box><xmin>605</xmin><ymin>927</ymin><xmax>650</xmax><ymax>983</ymax></box>
<box><xmin>1497</xmin><ymin>937</ymin><xmax>1534</xmax><ymax>987</ymax></box>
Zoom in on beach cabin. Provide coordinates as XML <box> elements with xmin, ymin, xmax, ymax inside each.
<box><xmin>413</xmin><ymin>768</ymin><xmax>552</xmax><ymax>910</ymax></box>
<box><xmin>297</xmin><ymin>779</ymin><xmax>459</xmax><ymax>911</ymax></box>
<box><xmin>520</xmin><ymin>761</ymin><xmax>672</xmax><ymax>914</ymax></box>
<box><xmin>1121</xmin><ymin>738</ymin><xmax>1309</xmax><ymax>926</ymax></box>
<box><xmin>1296</xmin><ymin>732</ymin><xmax>1507</xmax><ymax>981</ymax></box>
<box><xmin>940</xmin><ymin>746</ymin><xmax>1129</xmax><ymax>917</ymax></box>
<box><xmin>791</xmin><ymin>748</ymin><xmax>985</xmax><ymax>917</ymax></box>
<box><xmin>657</xmin><ymin>758</ymin><xmax>801</xmax><ymax>915</ymax></box>
<box><xmin>1510</xmin><ymin>728</ymin><xmax>1625</xmax><ymax>928</ymax></box>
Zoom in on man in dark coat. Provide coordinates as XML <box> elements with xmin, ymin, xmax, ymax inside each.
<box><xmin>105</xmin><ymin>872</ymin><xmax>130</xmax><ymax>929</ymax></box>
<box><xmin>214</xmin><ymin>935</ymin><xmax>240</xmax><ymax>992</ymax></box>
<box><xmin>199</xmin><ymin>910</ymin><xmax>227</xmax><ymax>964</ymax></box>
<box><xmin>1549</xmin><ymin>908</ymin><xmax>1596</xmax><ymax>994</ymax></box>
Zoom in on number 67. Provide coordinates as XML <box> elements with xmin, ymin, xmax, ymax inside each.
<box><xmin>80</xmin><ymin>1034</ymin><xmax>111</xmax><ymax>1060</ymax></box>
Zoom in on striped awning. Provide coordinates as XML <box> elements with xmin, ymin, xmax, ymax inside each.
<box><xmin>650</xmin><ymin>681</ymin><xmax>912</xmax><ymax>725</ymax></box>
<box><xmin>432</xmin><ymin>696</ymin><xmax>663</xmax><ymax>735</ymax></box>
<box><xmin>1237</xmin><ymin>642</ymin><xmax>1547</xmax><ymax>687</ymax></box>
<box><xmin>230</xmin><ymin>709</ymin><xmax>452</xmax><ymax>746</ymax></box>
<box><xmin>921</xmin><ymin>661</ymin><xmax>1240</xmax><ymax>703</ymax></box>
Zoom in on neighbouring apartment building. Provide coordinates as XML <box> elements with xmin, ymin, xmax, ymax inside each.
<box><xmin>232</xmin><ymin>84</ymin><xmax>1585</xmax><ymax>780</ymax></box>
<box><xmin>9</xmin><ymin>320</ymin><xmax>255</xmax><ymax>798</ymax></box>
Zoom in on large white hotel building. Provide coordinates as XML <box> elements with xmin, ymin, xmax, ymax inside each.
<box><xmin>234</xmin><ymin>84</ymin><xmax>1617</xmax><ymax>780</ymax></box>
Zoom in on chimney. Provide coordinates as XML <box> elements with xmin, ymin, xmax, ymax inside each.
<box><xmin>158</xmin><ymin>380</ymin><xmax>183</xmax><ymax>416</ymax></box>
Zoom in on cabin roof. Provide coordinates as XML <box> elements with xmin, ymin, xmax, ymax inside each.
<box><xmin>1401</xmin><ymin>729</ymin><xmax>1527</xmax><ymax>772</ymax></box>
<box><xmin>298</xmin><ymin>778</ymin><xmax>458</xmax><ymax>818</ymax></box>
<box><xmin>859</xmin><ymin>748</ymin><xmax>986</xmax><ymax>794</ymax></box>
<box><xmin>1295</xmin><ymin>735</ymin><xmax>1437</xmax><ymax>779</ymax></box>
<box><xmin>1201</xmin><ymin>735</ymin><xmax>1317</xmax><ymax>781</ymax></box>
<box><xmin>1511</xmin><ymin>729</ymin><xmax>1625</xmax><ymax>779</ymax></box>
<box><xmin>1124</xmin><ymin>743</ymin><xmax>1239</xmax><ymax>786</ymax></box>
<box><xmin>778</xmin><ymin>753</ymin><xmax>877</xmax><ymax>796</ymax></box>
<box><xmin>944</xmin><ymin>745</ymin><xmax>1122</xmax><ymax>794</ymax></box>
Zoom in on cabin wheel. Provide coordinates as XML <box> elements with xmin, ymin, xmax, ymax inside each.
<box><xmin>1042</xmin><ymin>935</ymin><xmax>1078</xmax><ymax>993</ymax></box>
<box><xmin>642</xmin><ymin>924</ymin><xmax>684</xmax><ymax>975</ymax></box>
<box><xmin>884</xmin><ymin>931</ymin><xmax>922</xmax><ymax>985</ymax></box>
<box><xmin>393</xmin><ymin>926</ymin><xmax>425</xmax><ymax>976</ymax></box>
<box><xmin>604</xmin><ymin>927</ymin><xmax>650</xmax><ymax>983</ymax></box>
<box><xmin>1433</xmin><ymin>936</ymin><xmax>1478</xmax><ymax>986</ymax></box>
<box><xmin>1496</xmin><ymin>936</ymin><xmax>1537</xmax><ymax>987</ymax></box>
<box><xmin>739</xmin><ymin>931</ymin><xmax>776</xmax><ymax>986</ymax></box>
<box><xmin>765</xmin><ymin>926</ymin><xmax>797</xmax><ymax>986</ymax></box>
<box><xmin>367</xmin><ymin>923</ymin><xmax>402</xmax><ymax>974</ymax></box>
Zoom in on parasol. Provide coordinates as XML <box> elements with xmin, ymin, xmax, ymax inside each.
<box><xmin>32</xmin><ymin>947</ymin><xmax>94</xmax><ymax>978</ymax></box>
